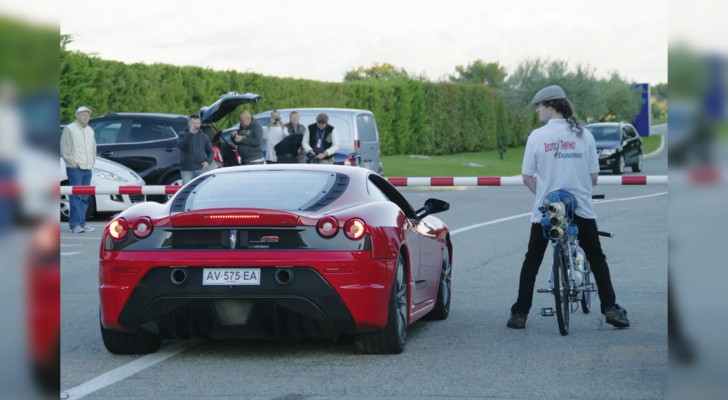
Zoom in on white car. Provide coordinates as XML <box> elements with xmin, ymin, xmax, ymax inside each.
<box><xmin>60</xmin><ymin>157</ymin><xmax>146</xmax><ymax>221</ymax></box>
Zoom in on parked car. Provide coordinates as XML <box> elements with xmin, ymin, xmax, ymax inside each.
<box><xmin>84</xmin><ymin>92</ymin><xmax>262</xmax><ymax>188</ymax></box>
<box><xmin>585</xmin><ymin>122</ymin><xmax>643</xmax><ymax>174</ymax></box>
<box><xmin>250</xmin><ymin>108</ymin><xmax>383</xmax><ymax>173</ymax></box>
<box><xmin>99</xmin><ymin>164</ymin><xmax>452</xmax><ymax>355</ymax></box>
<box><xmin>60</xmin><ymin>156</ymin><xmax>146</xmax><ymax>221</ymax></box>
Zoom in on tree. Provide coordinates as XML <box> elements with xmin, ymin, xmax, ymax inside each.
<box><xmin>343</xmin><ymin>62</ymin><xmax>410</xmax><ymax>82</ymax></box>
<box><xmin>450</xmin><ymin>59</ymin><xmax>507</xmax><ymax>88</ymax></box>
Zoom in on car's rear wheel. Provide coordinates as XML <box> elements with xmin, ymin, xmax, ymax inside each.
<box><xmin>355</xmin><ymin>253</ymin><xmax>408</xmax><ymax>354</ymax></box>
<box><xmin>632</xmin><ymin>153</ymin><xmax>643</xmax><ymax>172</ymax></box>
<box><xmin>100</xmin><ymin>321</ymin><xmax>161</xmax><ymax>354</ymax></box>
<box><xmin>427</xmin><ymin>247</ymin><xmax>451</xmax><ymax>320</ymax></box>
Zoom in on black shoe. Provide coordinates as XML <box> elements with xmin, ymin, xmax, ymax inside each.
<box><xmin>507</xmin><ymin>313</ymin><xmax>527</xmax><ymax>329</ymax></box>
<box><xmin>604</xmin><ymin>304</ymin><xmax>630</xmax><ymax>328</ymax></box>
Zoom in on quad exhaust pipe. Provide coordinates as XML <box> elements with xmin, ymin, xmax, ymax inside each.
<box><xmin>170</xmin><ymin>268</ymin><xmax>188</xmax><ymax>285</ymax></box>
<box><xmin>274</xmin><ymin>268</ymin><xmax>294</xmax><ymax>285</ymax></box>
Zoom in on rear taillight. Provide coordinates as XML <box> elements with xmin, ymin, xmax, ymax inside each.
<box><xmin>354</xmin><ymin>139</ymin><xmax>360</xmax><ymax>152</ymax></box>
<box><xmin>108</xmin><ymin>219</ymin><xmax>128</xmax><ymax>240</ymax></box>
<box><xmin>344</xmin><ymin>157</ymin><xmax>354</xmax><ymax>166</ymax></box>
<box><xmin>213</xmin><ymin>146</ymin><xmax>223</xmax><ymax>163</ymax></box>
<box><xmin>317</xmin><ymin>216</ymin><xmax>339</xmax><ymax>237</ymax></box>
<box><xmin>132</xmin><ymin>217</ymin><xmax>153</xmax><ymax>238</ymax></box>
<box><xmin>344</xmin><ymin>218</ymin><xmax>366</xmax><ymax>240</ymax></box>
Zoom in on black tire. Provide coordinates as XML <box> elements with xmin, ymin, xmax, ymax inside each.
<box><xmin>427</xmin><ymin>246</ymin><xmax>451</xmax><ymax>320</ymax></box>
<box><xmin>613</xmin><ymin>154</ymin><xmax>625</xmax><ymax>175</ymax></box>
<box><xmin>355</xmin><ymin>253</ymin><xmax>408</xmax><ymax>354</ymax></box>
<box><xmin>632</xmin><ymin>153</ymin><xmax>643</xmax><ymax>172</ymax></box>
<box><xmin>553</xmin><ymin>247</ymin><xmax>569</xmax><ymax>336</ymax></box>
<box><xmin>100</xmin><ymin>321</ymin><xmax>161</xmax><ymax>355</ymax></box>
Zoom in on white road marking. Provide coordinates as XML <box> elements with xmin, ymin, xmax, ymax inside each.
<box><xmin>61</xmin><ymin>252</ymin><xmax>81</xmax><ymax>256</ymax></box>
<box><xmin>61</xmin><ymin>236</ymin><xmax>101</xmax><ymax>240</ymax></box>
<box><xmin>61</xmin><ymin>244</ymin><xmax>81</xmax><ymax>247</ymax></box>
<box><xmin>451</xmin><ymin>192</ymin><xmax>667</xmax><ymax>236</ymax></box>
<box><xmin>60</xmin><ymin>340</ymin><xmax>201</xmax><ymax>400</ymax></box>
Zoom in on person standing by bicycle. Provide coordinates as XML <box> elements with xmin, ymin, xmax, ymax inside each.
<box><xmin>507</xmin><ymin>85</ymin><xmax>630</xmax><ymax>330</ymax></box>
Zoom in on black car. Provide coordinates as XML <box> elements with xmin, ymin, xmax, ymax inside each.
<box><xmin>585</xmin><ymin>122</ymin><xmax>643</xmax><ymax>174</ymax></box>
<box><xmin>86</xmin><ymin>92</ymin><xmax>262</xmax><ymax>187</ymax></box>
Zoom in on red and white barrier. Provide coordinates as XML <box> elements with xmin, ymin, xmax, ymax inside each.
<box><xmin>58</xmin><ymin>175</ymin><xmax>668</xmax><ymax>196</ymax></box>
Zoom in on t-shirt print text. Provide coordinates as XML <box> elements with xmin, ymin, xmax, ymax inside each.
<box><xmin>544</xmin><ymin>140</ymin><xmax>583</xmax><ymax>159</ymax></box>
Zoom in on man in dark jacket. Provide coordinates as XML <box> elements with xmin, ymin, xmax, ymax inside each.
<box><xmin>303</xmin><ymin>113</ymin><xmax>340</xmax><ymax>164</ymax></box>
<box><xmin>274</xmin><ymin>132</ymin><xmax>303</xmax><ymax>163</ymax></box>
<box><xmin>178</xmin><ymin>115</ymin><xmax>214</xmax><ymax>184</ymax></box>
<box><xmin>232</xmin><ymin>110</ymin><xmax>264</xmax><ymax>165</ymax></box>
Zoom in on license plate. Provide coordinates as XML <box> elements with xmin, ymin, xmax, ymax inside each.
<box><xmin>202</xmin><ymin>268</ymin><xmax>261</xmax><ymax>286</ymax></box>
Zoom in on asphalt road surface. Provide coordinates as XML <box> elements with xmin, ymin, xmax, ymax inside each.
<box><xmin>60</xmin><ymin>156</ymin><xmax>667</xmax><ymax>400</ymax></box>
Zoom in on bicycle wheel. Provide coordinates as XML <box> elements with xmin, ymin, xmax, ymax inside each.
<box><xmin>553</xmin><ymin>245</ymin><xmax>570</xmax><ymax>336</ymax></box>
<box><xmin>581</xmin><ymin>263</ymin><xmax>592</xmax><ymax>314</ymax></box>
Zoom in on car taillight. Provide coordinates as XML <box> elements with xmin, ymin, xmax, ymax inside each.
<box><xmin>344</xmin><ymin>218</ymin><xmax>366</xmax><ymax>240</ymax></box>
<box><xmin>317</xmin><ymin>216</ymin><xmax>339</xmax><ymax>237</ymax></box>
<box><xmin>108</xmin><ymin>218</ymin><xmax>128</xmax><ymax>240</ymax></box>
<box><xmin>132</xmin><ymin>217</ymin><xmax>153</xmax><ymax>238</ymax></box>
<box><xmin>213</xmin><ymin>146</ymin><xmax>223</xmax><ymax>163</ymax></box>
<box><xmin>344</xmin><ymin>157</ymin><xmax>354</xmax><ymax>166</ymax></box>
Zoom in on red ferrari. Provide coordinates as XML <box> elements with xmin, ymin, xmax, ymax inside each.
<box><xmin>99</xmin><ymin>164</ymin><xmax>452</xmax><ymax>354</ymax></box>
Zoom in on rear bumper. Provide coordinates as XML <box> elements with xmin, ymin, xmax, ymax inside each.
<box><xmin>100</xmin><ymin>250</ymin><xmax>396</xmax><ymax>338</ymax></box>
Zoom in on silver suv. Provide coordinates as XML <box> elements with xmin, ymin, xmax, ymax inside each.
<box><xmin>254</xmin><ymin>108</ymin><xmax>383</xmax><ymax>174</ymax></box>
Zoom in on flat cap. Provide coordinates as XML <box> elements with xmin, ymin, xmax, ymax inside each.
<box><xmin>75</xmin><ymin>105</ymin><xmax>93</xmax><ymax>115</ymax></box>
<box><xmin>531</xmin><ymin>85</ymin><xmax>566</xmax><ymax>105</ymax></box>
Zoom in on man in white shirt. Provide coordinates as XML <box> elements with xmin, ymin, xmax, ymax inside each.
<box><xmin>61</xmin><ymin>106</ymin><xmax>97</xmax><ymax>233</ymax></box>
<box><xmin>507</xmin><ymin>85</ymin><xmax>629</xmax><ymax>330</ymax></box>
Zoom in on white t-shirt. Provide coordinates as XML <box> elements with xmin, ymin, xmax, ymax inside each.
<box><xmin>522</xmin><ymin>119</ymin><xmax>599</xmax><ymax>222</ymax></box>
<box><xmin>265</xmin><ymin>125</ymin><xmax>288</xmax><ymax>162</ymax></box>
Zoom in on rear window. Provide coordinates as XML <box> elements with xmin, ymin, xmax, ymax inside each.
<box><xmin>185</xmin><ymin>171</ymin><xmax>345</xmax><ymax>211</ymax></box>
<box><xmin>588</xmin><ymin>126</ymin><xmax>620</xmax><ymax>141</ymax></box>
<box><xmin>356</xmin><ymin>114</ymin><xmax>378</xmax><ymax>142</ymax></box>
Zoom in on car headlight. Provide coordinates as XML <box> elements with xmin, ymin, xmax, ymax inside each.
<box><xmin>600</xmin><ymin>149</ymin><xmax>616</xmax><ymax>157</ymax></box>
<box><xmin>94</xmin><ymin>168</ymin><xmax>128</xmax><ymax>182</ymax></box>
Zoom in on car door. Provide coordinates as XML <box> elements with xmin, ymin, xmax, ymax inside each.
<box><xmin>115</xmin><ymin>119</ymin><xmax>180</xmax><ymax>184</ymax></box>
<box><xmin>91</xmin><ymin>118</ymin><xmax>131</xmax><ymax>165</ymax></box>
<box><xmin>356</xmin><ymin>113</ymin><xmax>383</xmax><ymax>173</ymax></box>
<box><xmin>621</xmin><ymin>125</ymin><xmax>639</xmax><ymax>165</ymax></box>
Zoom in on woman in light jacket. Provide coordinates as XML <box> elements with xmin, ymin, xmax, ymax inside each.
<box><xmin>265</xmin><ymin>110</ymin><xmax>288</xmax><ymax>163</ymax></box>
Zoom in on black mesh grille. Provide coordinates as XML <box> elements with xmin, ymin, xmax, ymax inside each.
<box><xmin>304</xmin><ymin>174</ymin><xmax>349</xmax><ymax>211</ymax></box>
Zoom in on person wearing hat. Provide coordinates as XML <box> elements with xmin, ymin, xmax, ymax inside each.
<box><xmin>303</xmin><ymin>113</ymin><xmax>340</xmax><ymax>164</ymax></box>
<box><xmin>506</xmin><ymin>85</ymin><xmax>630</xmax><ymax>330</ymax></box>
<box><xmin>61</xmin><ymin>106</ymin><xmax>97</xmax><ymax>233</ymax></box>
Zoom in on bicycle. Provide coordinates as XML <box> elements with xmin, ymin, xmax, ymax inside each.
<box><xmin>536</xmin><ymin>191</ymin><xmax>612</xmax><ymax>335</ymax></box>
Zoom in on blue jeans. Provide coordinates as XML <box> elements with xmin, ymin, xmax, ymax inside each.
<box><xmin>66</xmin><ymin>167</ymin><xmax>92</xmax><ymax>229</ymax></box>
<box><xmin>181</xmin><ymin>169</ymin><xmax>206</xmax><ymax>185</ymax></box>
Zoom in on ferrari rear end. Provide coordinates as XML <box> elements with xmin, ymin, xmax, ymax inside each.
<box><xmin>99</xmin><ymin>167</ymin><xmax>399</xmax><ymax>354</ymax></box>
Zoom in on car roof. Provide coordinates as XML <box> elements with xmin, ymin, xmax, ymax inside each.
<box><xmin>585</xmin><ymin>122</ymin><xmax>632</xmax><ymax>127</ymax></box>
<box><xmin>255</xmin><ymin>108</ymin><xmax>373</xmax><ymax>116</ymax></box>
<box><xmin>94</xmin><ymin>112</ymin><xmax>188</xmax><ymax>120</ymax></box>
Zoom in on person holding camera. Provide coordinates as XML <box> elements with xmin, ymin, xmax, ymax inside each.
<box><xmin>264</xmin><ymin>110</ymin><xmax>288</xmax><ymax>164</ymax></box>
<box><xmin>232</xmin><ymin>110</ymin><xmax>264</xmax><ymax>165</ymax></box>
<box><xmin>303</xmin><ymin>113</ymin><xmax>339</xmax><ymax>164</ymax></box>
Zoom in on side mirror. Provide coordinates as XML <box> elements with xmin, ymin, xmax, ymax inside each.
<box><xmin>416</xmin><ymin>198</ymin><xmax>450</xmax><ymax>219</ymax></box>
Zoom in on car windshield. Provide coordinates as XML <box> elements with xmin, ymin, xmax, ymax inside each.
<box><xmin>588</xmin><ymin>126</ymin><xmax>620</xmax><ymax>141</ymax></box>
<box><xmin>186</xmin><ymin>170</ymin><xmax>340</xmax><ymax>211</ymax></box>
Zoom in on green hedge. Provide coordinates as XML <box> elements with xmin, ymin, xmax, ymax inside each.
<box><xmin>61</xmin><ymin>50</ymin><xmax>521</xmax><ymax>155</ymax></box>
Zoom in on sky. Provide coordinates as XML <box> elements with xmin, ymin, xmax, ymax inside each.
<box><xmin>53</xmin><ymin>0</ymin><xmax>669</xmax><ymax>85</ymax></box>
